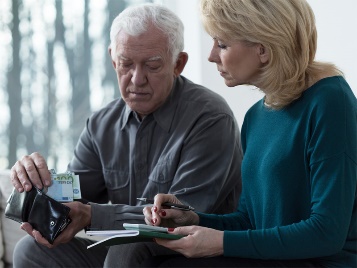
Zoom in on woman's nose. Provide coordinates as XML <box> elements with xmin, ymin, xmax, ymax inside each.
<box><xmin>208</xmin><ymin>47</ymin><xmax>220</xmax><ymax>63</ymax></box>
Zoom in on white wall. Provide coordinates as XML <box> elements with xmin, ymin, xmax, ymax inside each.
<box><xmin>159</xmin><ymin>0</ymin><xmax>357</xmax><ymax>129</ymax></box>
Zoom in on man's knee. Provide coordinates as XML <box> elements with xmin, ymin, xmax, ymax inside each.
<box><xmin>14</xmin><ymin>236</ymin><xmax>107</xmax><ymax>268</ymax></box>
<box><xmin>104</xmin><ymin>242</ymin><xmax>178</xmax><ymax>267</ymax></box>
<box><xmin>13</xmin><ymin>235</ymin><xmax>41</xmax><ymax>267</ymax></box>
<box><xmin>105</xmin><ymin>243</ymin><xmax>145</xmax><ymax>267</ymax></box>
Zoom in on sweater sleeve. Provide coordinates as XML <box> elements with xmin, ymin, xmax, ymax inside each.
<box><xmin>198</xmin><ymin>189</ymin><xmax>253</xmax><ymax>231</ymax></box>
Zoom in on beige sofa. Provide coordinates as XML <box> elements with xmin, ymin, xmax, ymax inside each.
<box><xmin>0</xmin><ymin>169</ymin><xmax>26</xmax><ymax>268</ymax></box>
<box><xmin>0</xmin><ymin>170</ymin><xmax>93</xmax><ymax>267</ymax></box>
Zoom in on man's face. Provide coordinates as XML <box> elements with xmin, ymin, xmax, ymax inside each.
<box><xmin>111</xmin><ymin>26</ymin><xmax>177</xmax><ymax>119</ymax></box>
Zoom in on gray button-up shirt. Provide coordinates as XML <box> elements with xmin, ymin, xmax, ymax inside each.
<box><xmin>68</xmin><ymin>76</ymin><xmax>242</xmax><ymax>230</ymax></box>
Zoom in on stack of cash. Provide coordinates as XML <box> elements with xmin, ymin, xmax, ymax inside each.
<box><xmin>44</xmin><ymin>169</ymin><xmax>82</xmax><ymax>202</ymax></box>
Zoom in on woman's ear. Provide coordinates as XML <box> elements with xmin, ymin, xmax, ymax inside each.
<box><xmin>257</xmin><ymin>44</ymin><xmax>269</xmax><ymax>64</ymax></box>
<box><xmin>173</xmin><ymin>52</ymin><xmax>189</xmax><ymax>77</ymax></box>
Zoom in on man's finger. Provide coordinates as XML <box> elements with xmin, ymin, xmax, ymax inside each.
<box><xmin>10</xmin><ymin>165</ymin><xmax>26</xmax><ymax>192</ymax></box>
<box><xmin>31</xmin><ymin>152</ymin><xmax>51</xmax><ymax>187</ymax></box>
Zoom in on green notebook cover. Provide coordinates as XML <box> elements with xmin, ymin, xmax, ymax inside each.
<box><xmin>87</xmin><ymin>228</ymin><xmax>183</xmax><ymax>249</ymax></box>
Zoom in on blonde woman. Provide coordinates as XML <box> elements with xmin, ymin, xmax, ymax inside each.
<box><xmin>142</xmin><ymin>0</ymin><xmax>357</xmax><ymax>267</ymax></box>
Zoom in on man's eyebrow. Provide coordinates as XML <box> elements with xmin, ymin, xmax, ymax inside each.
<box><xmin>117</xmin><ymin>55</ymin><xmax>162</xmax><ymax>62</ymax></box>
<box><xmin>147</xmin><ymin>56</ymin><xmax>162</xmax><ymax>62</ymax></box>
<box><xmin>118</xmin><ymin>55</ymin><xmax>130</xmax><ymax>61</ymax></box>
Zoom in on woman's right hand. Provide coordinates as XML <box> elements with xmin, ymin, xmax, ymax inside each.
<box><xmin>143</xmin><ymin>193</ymin><xmax>199</xmax><ymax>227</ymax></box>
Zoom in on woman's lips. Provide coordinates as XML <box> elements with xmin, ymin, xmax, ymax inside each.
<box><xmin>219</xmin><ymin>71</ymin><xmax>227</xmax><ymax>77</ymax></box>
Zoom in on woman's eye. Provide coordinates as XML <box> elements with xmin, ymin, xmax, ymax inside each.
<box><xmin>218</xmin><ymin>43</ymin><xmax>227</xmax><ymax>49</ymax></box>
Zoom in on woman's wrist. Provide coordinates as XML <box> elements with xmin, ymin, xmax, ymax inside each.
<box><xmin>191</xmin><ymin>212</ymin><xmax>200</xmax><ymax>225</ymax></box>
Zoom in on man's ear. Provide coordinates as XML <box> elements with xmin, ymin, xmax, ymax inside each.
<box><xmin>108</xmin><ymin>47</ymin><xmax>117</xmax><ymax>69</ymax></box>
<box><xmin>173</xmin><ymin>52</ymin><xmax>188</xmax><ymax>77</ymax></box>
<box><xmin>257</xmin><ymin>44</ymin><xmax>269</xmax><ymax>64</ymax></box>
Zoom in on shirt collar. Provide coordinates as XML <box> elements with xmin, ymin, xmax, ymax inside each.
<box><xmin>120</xmin><ymin>104</ymin><xmax>133</xmax><ymax>130</ymax></box>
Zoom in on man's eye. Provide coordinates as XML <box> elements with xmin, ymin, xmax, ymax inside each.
<box><xmin>120</xmin><ymin>62</ymin><xmax>132</xmax><ymax>68</ymax></box>
<box><xmin>147</xmin><ymin>65</ymin><xmax>160</xmax><ymax>71</ymax></box>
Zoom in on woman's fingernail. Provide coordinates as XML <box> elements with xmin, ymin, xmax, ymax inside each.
<box><xmin>153</xmin><ymin>218</ymin><xmax>157</xmax><ymax>224</ymax></box>
<box><xmin>153</xmin><ymin>206</ymin><xmax>158</xmax><ymax>212</ymax></box>
<box><xmin>161</xmin><ymin>210</ymin><xmax>166</xmax><ymax>216</ymax></box>
<box><xmin>168</xmin><ymin>228</ymin><xmax>175</xmax><ymax>232</ymax></box>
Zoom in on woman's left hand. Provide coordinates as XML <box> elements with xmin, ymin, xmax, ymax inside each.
<box><xmin>155</xmin><ymin>225</ymin><xmax>224</xmax><ymax>258</ymax></box>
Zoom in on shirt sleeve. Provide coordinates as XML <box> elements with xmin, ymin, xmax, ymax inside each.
<box><xmin>166</xmin><ymin>112</ymin><xmax>242</xmax><ymax>214</ymax></box>
<box><xmin>68</xmin><ymin>118</ymin><xmax>109</xmax><ymax>204</ymax></box>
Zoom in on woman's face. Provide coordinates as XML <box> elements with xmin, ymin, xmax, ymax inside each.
<box><xmin>208</xmin><ymin>37</ymin><xmax>267</xmax><ymax>87</ymax></box>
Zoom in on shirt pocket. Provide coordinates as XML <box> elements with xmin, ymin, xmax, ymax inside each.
<box><xmin>103</xmin><ymin>169</ymin><xmax>129</xmax><ymax>203</ymax></box>
<box><xmin>148</xmin><ymin>159</ymin><xmax>175</xmax><ymax>193</ymax></box>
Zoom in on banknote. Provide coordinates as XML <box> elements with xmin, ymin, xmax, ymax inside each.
<box><xmin>46</xmin><ymin>173</ymin><xmax>74</xmax><ymax>202</ymax></box>
<box><xmin>45</xmin><ymin>170</ymin><xmax>82</xmax><ymax>202</ymax></box>
<box><xmin>66</xmin><ymin>171</ymin><xmax>82</xmax><ymax>199</ymax></box>
<box><xmin>72</xmin><ymin>175</ymin><xmax>81</xmax><ymax>199</ymax></box>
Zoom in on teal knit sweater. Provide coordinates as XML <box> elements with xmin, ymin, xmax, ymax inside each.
<box><xmin>198</xmin><ymin>76</ymin><xmax>357</xmax><ymax>267</ymax></box>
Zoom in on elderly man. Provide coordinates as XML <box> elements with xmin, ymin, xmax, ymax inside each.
<box><xmin>11</xmin><ymin>3</ymin><xmax>242</xmax><ymax>267</ymax></box>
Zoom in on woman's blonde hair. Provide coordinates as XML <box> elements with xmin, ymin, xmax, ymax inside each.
<box><xmin>200</xmin><ymin>0</ymin><xmax>342</xmax><ymax>108</ymax></box>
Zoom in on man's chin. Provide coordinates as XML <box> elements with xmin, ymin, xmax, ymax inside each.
<box><xmin>128</xmin><ymin>104</ymin><xmax>153</xmax><ymax>116</ymax></box>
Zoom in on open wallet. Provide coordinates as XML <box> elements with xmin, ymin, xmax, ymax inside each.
<box><xmin>5</xmin><ymin>186</ymin><xmax>71</xmax><ymax>244</ymax></box>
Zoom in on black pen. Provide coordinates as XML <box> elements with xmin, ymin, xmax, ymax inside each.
<box><xmin>137</xmin><ymin>197</ymin><xmax>195</xmax><ymax>211</ymax></box>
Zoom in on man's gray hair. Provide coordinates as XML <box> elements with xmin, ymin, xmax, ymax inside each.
<box><xmin>110</xmin><ymin>3</ymin><xmax>184</xmax><ymax>62</ymax></box>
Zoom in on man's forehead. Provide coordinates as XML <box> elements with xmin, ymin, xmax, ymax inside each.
<box><xmin>118</xmin><ymin>54</ymin><xmax>163</xmax><ymax>62</ymax></box>
<box><xmin>115</xmin><ymin>29</ymin><xmax>170</xmax><ymax>61</ymax></box>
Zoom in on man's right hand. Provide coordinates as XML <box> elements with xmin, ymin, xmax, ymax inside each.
<box><xmin>11</xmin><ymin>152</ymin><xmax>52</xmax><ymax>192</ymax></box>
<box><xmin>21</xmin><ymin>201</ymin><xmax>92</xmax><ymax>248</ymax></box>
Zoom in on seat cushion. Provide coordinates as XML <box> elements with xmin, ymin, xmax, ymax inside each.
<box><xmin>0</xmin><ymin>170</ymin><xmax>26</xmax><ymax>267</ymax></box>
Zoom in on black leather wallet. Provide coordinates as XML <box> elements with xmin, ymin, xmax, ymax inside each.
<box><xmin>5</xmin><ymin>186</ymin><xmax>71</xmax><ymax>244</ymax></box>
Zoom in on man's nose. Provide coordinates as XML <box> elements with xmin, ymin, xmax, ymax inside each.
<box><xmin>131</xmin><ymin>67</ymin><xmax>147</xmax><ymax>86</ymax></box>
